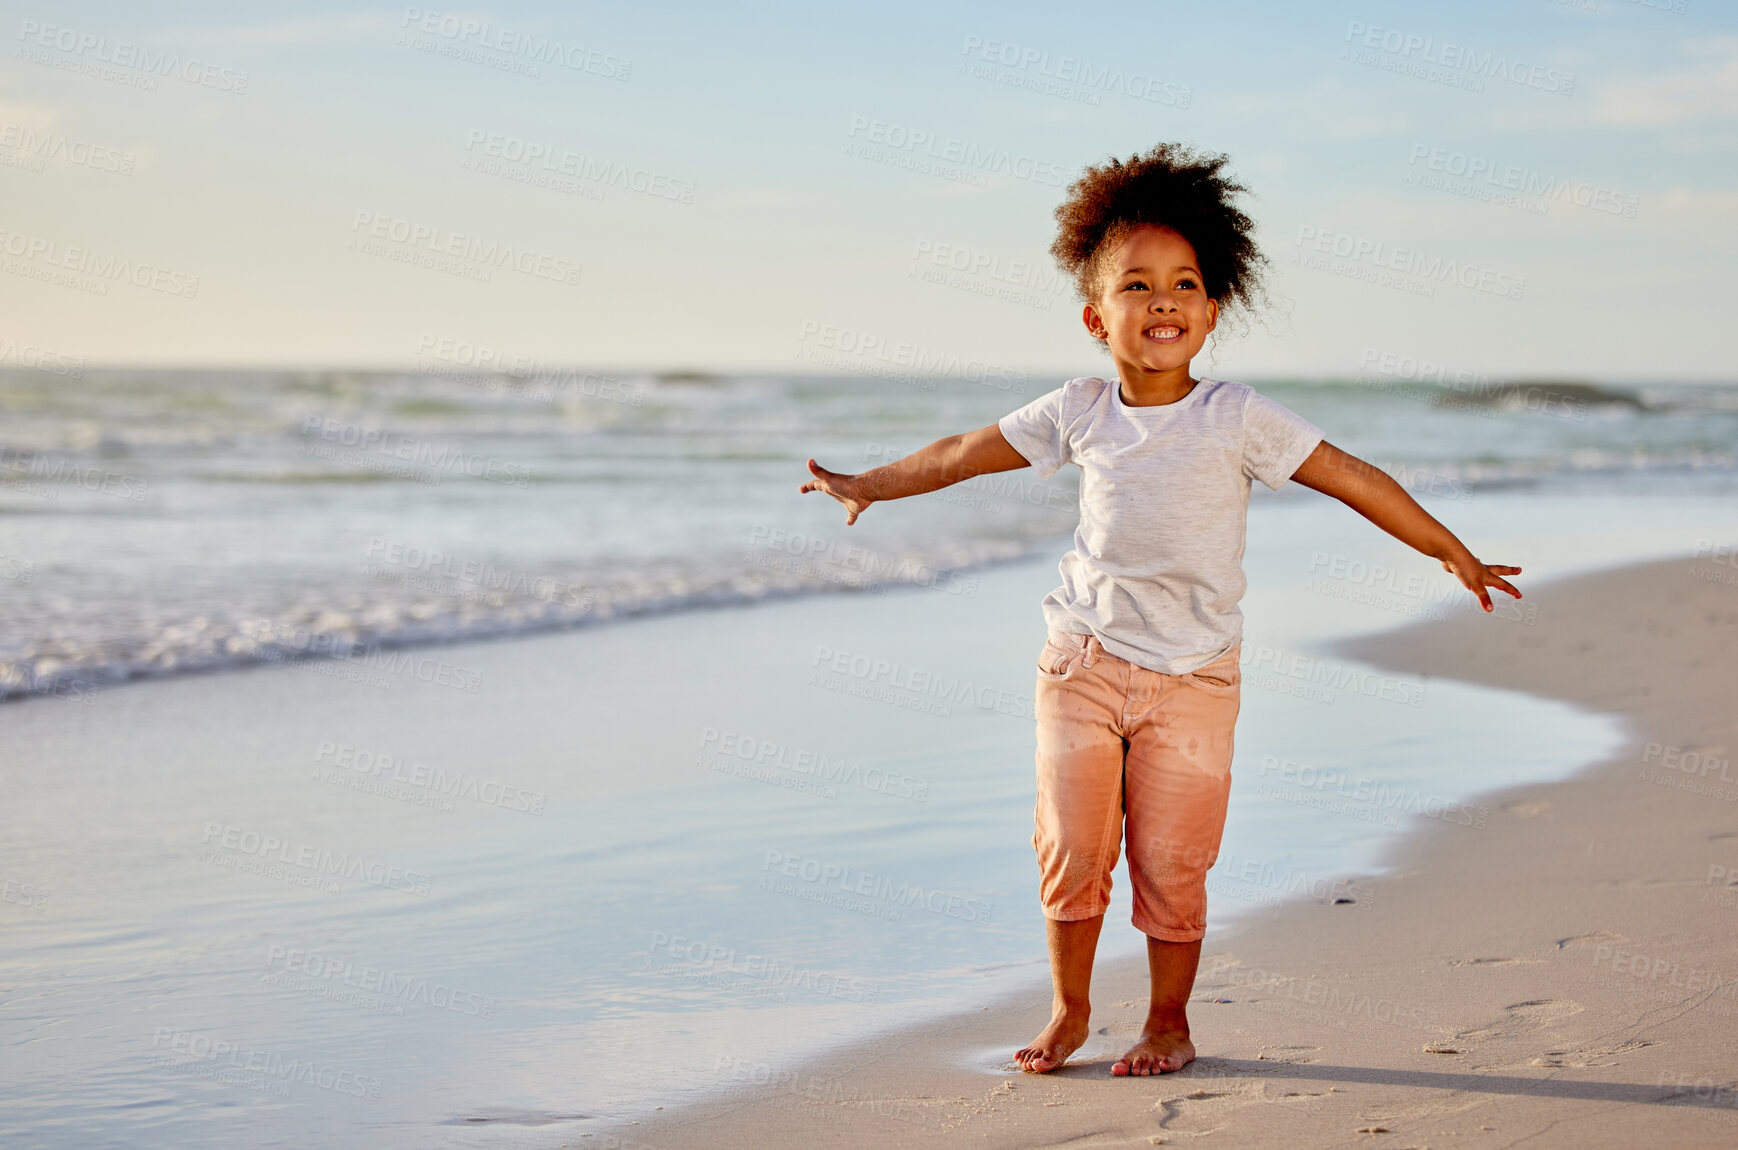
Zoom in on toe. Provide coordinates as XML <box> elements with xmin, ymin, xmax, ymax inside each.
<box><xmin>1110</xmin><ymin>1059</ymin><xmax>1130</xmax><ymax>1077</ymax></box>
<box><xmin>1020</xmin><ymin>1046</ymin><xmax>1058</xmax><ymax>1073</ymax></box>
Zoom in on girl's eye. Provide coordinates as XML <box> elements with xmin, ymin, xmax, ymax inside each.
<box><xmin>1122</xmin><ymin>280</ymin><xmax>1147</xmax><ymax>292</ymax></box>
<box><xmin>1176</xmin><ymin>278</ymin><xmax>1198</xmax><ymax>290</ymax></box>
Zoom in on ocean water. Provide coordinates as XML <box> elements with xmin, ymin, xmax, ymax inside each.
<box><xmin>1</xmin><ymin>367</ymin><xmax>1734</xmax><ymax>703</ymax></box>
<box><xmin>2</xmin><ymin>368</ymin><xmax>1736</xmax><ymax>1148</ymax></box>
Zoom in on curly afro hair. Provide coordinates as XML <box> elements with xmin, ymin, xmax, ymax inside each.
<box><xmin>1051</xmin><ymin>143</ymin><xmax>1265</xmax><ymax>330</ymax></box>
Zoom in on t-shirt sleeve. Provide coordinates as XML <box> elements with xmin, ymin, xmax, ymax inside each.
<box><xmin>997</xmin><ymin>386</ymin><xmax>1070</xmax><ymax>479</ymax></box>
<box><xmin>1242</xmin><ymin>390</ymin><xmax>1324</xmax><ymax>491</ymax></box>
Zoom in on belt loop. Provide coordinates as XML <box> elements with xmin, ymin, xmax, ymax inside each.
<box><xmin>1080</xmin><ymin>634</ymin><xmax>1098</xmax><ymax>668</ymax></box>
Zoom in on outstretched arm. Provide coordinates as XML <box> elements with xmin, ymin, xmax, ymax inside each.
<box><xmin>801</xmin><ymin>424</ymin><xmax>1030</xmax><ymax>525</ymax></box>
<box><xmin>1290</xmin><ymin>441</ymin><xmax>1521</xmax><ymax>612</ymax></box>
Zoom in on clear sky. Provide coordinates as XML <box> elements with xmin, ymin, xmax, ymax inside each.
<box><xmin>2</xmin><ymin>0</ymin><xmax>1733</xmax><ymax>380</ymax></box>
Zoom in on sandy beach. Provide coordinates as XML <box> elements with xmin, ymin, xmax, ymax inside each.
<box><xmin>3</xmin><ymin>482</ymin><xmax>1734</xmax><ymax>1148</ymax></box>
<box><xmin>5</xmin><ymin>424</ymin><xmax>1734</xmax><ymax>1149</ymax></box>
<box><xmin>622</xmin><ymin>552</ymin><xmax>1738</xmax><ymax>1149</ymax></box>
<box><xmin>9</xmin><ymin>2</ymin><xmax>1737</xmax><ymax>1145</ymax></box>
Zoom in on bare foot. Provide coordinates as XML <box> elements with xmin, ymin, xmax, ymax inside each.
<box><xmin>1111</xmin><ymin>1025</ymin><xmax>1194</xmax><ymax>1076</ymax></box>
<box><xmin>1014</xmin><ymin>1008</ymin><xmax>1090</xmax><ymax>1073</ymax></box>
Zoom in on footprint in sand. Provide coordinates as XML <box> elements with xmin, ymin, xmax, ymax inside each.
<box><xmin>1529</xmin><ymin>1038</ymin><xmax>1654</xmax><ymax>1068</ymax></box>
<box><xmin>1556</xmin><ymin>930</ymin><xmax>1625</xmax><ymax>950</ymax></box>
<box><xmin>1153</xmin><ymin>1081</ymin><xmax>1269</xmax><ymax>1136</ymax></box>
<box><xmin>1255</xmin><ymin>1045</ymin><xmax>1322</xmax><ymax>1064</ymax></box>
<box><xmin>1348</xmin><ymin>1096</ymin><xmax>1484</xmax><ymax>1136</ymax></box>
<box><xmin>1502</xmin><ymin>799</ymin><xmax>1551</xmax><ymax>818</ymax></box>
<box><xmin>1455</xmin><ymin>999</ymin><xmax>1584</xmax><ymax>1043</ymax></box>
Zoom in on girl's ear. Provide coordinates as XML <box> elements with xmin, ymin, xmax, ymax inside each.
<box><xmin>1205</xmin><ymin>297</ymin><xmax>1219</xmax><ymax>335</ymax></box>
<box><xmin>1081</xmin><ymin>303</ymin><xmax>1108</xmax><ymax>341</ymax></box>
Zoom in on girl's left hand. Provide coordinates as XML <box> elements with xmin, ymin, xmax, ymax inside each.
<box><xmin>1442</xmin><ymin>555</ymin><xmax>1522</xmax><ymax>612</ymax></box>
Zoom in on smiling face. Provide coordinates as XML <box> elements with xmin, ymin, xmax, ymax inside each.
<box><xmin>1082</xmin><ymin>224</ymin><xmax>1219</xmax><ymax>394</ymax></box>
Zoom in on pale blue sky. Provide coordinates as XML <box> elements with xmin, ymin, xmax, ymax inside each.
<box><xmin>2</xmin><ymin>0</ymin><xmax>1733</xmax><ymax>379</ymax></box>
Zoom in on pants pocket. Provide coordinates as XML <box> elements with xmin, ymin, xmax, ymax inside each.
<box><xmin>1181</xmin><ymin>648</ymin><xmax>1241</xmax><ymax>695</ymax></box>
<box><xmin>1036</xmin><ymin>633</ymin><xmax>1084</xmax><ymax>680</ymax></box>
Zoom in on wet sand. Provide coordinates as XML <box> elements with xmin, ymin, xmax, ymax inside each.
<box><xmin>620</xmin><ymin>552</ymin><xmax>1738</xmax><ymax>1148</ymax></box>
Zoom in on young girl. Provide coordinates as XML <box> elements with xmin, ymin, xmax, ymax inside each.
<box><xmin>799</xmin><ymin>144</ymin><xmax>1520</xmax><ymax>1078</ymax></box>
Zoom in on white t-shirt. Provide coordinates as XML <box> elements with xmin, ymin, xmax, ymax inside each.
<box><xmin>998</xmin><ymin>375</ymin><xmax>1323</xmax><ymax>675</ymax></box>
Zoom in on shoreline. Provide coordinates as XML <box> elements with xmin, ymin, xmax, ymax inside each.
<box><xmin>0</xmin><ymin>541</ymin><xmax>1063</xmax><ymax>708</ymax></box>
<box><xmin>617</xmin><ymin>552</ymin><xmax>1738</xmax><ymax>1148</ymax></box>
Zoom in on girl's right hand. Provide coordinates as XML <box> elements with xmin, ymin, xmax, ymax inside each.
<box><xmin>800</xmin><ymin>459</ymin><xmax>873</xmax><ymax>525</ymax></box>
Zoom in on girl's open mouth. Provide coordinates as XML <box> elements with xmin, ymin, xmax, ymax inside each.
<box><xmin>1143</xmin><ymin>324</ymin><xmax>1185</xmax><ymax>343</ymax></box>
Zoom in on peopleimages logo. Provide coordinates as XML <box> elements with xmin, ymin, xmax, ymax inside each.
<box><xmin>16</xmin><ymin>19</ymin><xmax>250</xmax><ymax>93</ymax></box>
<box><xmin>0</xmin><ymin>121</ymin><xmax>136</xmax><ymax>174</ymax></box>
<box><xmin>699</xmin><ymin>726</ymin><xmax>930</xmax><ymax>802</ymax></box>
<box><xmin>150</xmin><ymin>1028</ymin><xmax>381</xmax><ymax>1098</ymax></box>
<box><xmin>1343</xmin><ymin>20</ymin><xmax>1576</xmax><ymax>96</ymax></box>
<box><xmin>0</xmin><ymin>335</ymin><xmax>83</xmax><ymax>376</ymax></box>
<box><xmin>1294</xmin><ymin>225</ymin><xmax>1525</xmax><ymax>301</ymax></box>
<box><xmin>645</xmin><ymin>930</ymin><xmax>881</xmax><ymax>1004</ymax></box>
<box><xmin>348</xmin><ymin>211</ymin><xmax>582</xmax><ymax>287</ymax></box>
<box><xmin>809</xmin><ymin>643</ymin><xmax>1035</xmax><ymax>719</ymax></box>
<box><xmin>0</xmin><ymin>445</ymin><xmax>148</xmax><ymax>500</ymax></box>
<box><xmin>300</xmin><ymin>415</ymin><xmax>532</xmax><ymax>487</ymax></box>
<box><xmin>1406</xmin><ymin>144</ymin><xmax>1639</xmax><ymax>218</ymax></box>
<box><xmin>1257</xmin><ymin>753</ymin><xmax>1489</xmax><ymax>829</ymax></box>
<box><xmin>200</xmin><ymin>823</ymin><xmax>433</xmax><ymax>896</ymax></box>
<box><xmin>462</xmin><ymin>130</ymin><xmax>693</xmax><ymax>203</ymax></box>
<box><xmin>746</xmin><ymin>525</ymin><xmax>979</xmax><ymax>599</ymax></box>
<box><xmin>314</xmin><ymin>739</ymin><xmax>547</xmax><ymax>814</ymax></box>
<box><xmin>399</xmin><ymin>7</ymin><xmax>631</xmax><ymax>80</ymax></box>
<box><xmin>761</xmin><ymin>849</ymin><xmax>993</xmax><ymax>923</ymax></box>
<box><xmin>1241</xmin><ymin>644</ymin><xmax>1428</xmax><ymax>708</ymax></box>
<box><xmin>845</xmin><ymin>115</ymin><xmax>1069</xmax><ymax>187</ymax></box>
<box><xmin>264</xmin><ymin>945</ymin><xmax>496</xmax><ymax>1019</ymax></box>
<box><xmin>794</xmin><ymin>320</ymin><xmax>1027</xmax><ymax>393</ymax></box>
<box><xmin>957</xmin><ymin>35</ymin><xmax>1192</xmax><ymax>107</ymax></box>
<box><xmin>0</xmin><ymin>225</ymin><xmax>200</xmax><ymax>298</ymax></box>
<box><xmin>364</xmin><ymin>537</ymin><xmax>589</xmax><ymax>610</ymax></box>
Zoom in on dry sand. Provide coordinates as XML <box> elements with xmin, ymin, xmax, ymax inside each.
<box><xmin>615</xmin><ymin>553</ymin><xmax>1738</xmax><ymax>1148</ymax></box>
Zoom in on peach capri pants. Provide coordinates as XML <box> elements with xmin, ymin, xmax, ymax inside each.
<box><xmin>1032</xmin><ymin>629</ymin><xmax>1241</xmax><ymax>943</ymax></box>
